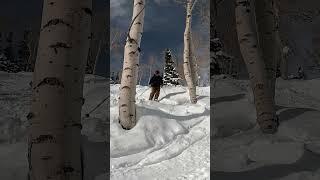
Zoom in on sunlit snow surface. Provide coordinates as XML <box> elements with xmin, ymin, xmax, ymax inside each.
<box><xmin>0</xmin><ymin>72</ymin><xmax>210</xmax><ymax>180</ymax></box>
<box><xmin>108</xmin><ymin>85</ymin><xmax>210</xmax><ymax>180</ymax></box>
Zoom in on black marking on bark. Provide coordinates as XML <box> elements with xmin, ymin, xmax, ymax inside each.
<box><xmin>258</xmin><ymin>112</ymin><xmax>273</xmax><ymax>117</ymax></box>
<box><xmin>240</xmin><ymin>38</ymin><xmax>249</xmax><ymax>43</ymax></box>
<box><xmin>128</xmin><ymin>38</ymin><xmax>138</xmax><ymax>44</ymax></box>
<box><xmin>88</xmin><ymin>33</ymin><xmax>93</xmax><ymax>40</ymax></box>
<box><xmin>32</xmin><ymin>135</ymin><xmax>56</xmax><ymax>144</ymax></box>
<box><xmin>135</xmin><ymin>1</ymin><xmax>144</xmax><ymax>6</ymax></box>
<box><xmin>49</xmin><ymin>42</ymin><xmax>71</xmax><ymax>54</ymax></box>
<box><xmin>238</xmin><ymin>0</ymin><xmax>250</xmax><ymax>7</ymax></box>
<box><xmin>265</xmin><ymin>32</ymin><xmax>272</xmax><ymax>35</ymax></box>
<box><xmin>134</xmin><ymin>22</ymin><xmax>142</xmax><ymax>25</ymax></box>
<box><xmin>126</xmin><ymin>75</ymin><xmax>132</xmax><ymax>78</ymax></box>
<box><xmin>249</xmin><ymin>61</ymin><xmax>254</xmax><ymax>64</ymax></box>
<box><xmin>255</xmin><ymin>83</ymin><xmax>264</xmax><ymax>90</ymax></box>
<box><xmin>64</xmin><ymin>123</ymin><xmax>82</xmax><ymax>129</ymax></box>
<box><xmin>49</xmin><ymin>2</ymin><xmax>55</xmax><ymax>5</ymax></box>
<box><xmin>63</xmin><ymin>166</ymin><xmax>75</xmax><ymax>173</ymax></box>
<box><xmin>82</xmin><ymin>8</ymin><xmax>92</xmax><ymax>16</ymax></box>
<box><xmin>138</xmin><ymin>47</ymin><xmax>141</xmax><ymax>52</ymax></box>
<box><xmin>122</xmin><ymin>86</ymin><xmax>130</xmax><ymax>90</ymax></box>
<box><xmin>124</xmin><ymin>67</ymin><xmax>131</xmax><ymax>71</ymax></box>
<box><xmin>40</xmin><ymin>155</ymin><xmax>52</xmax><ymax>160</ymax></box>
<box><xmin>252</xmin><ymin>44</ymin><xmax>257</xmax><ymax>48</ymax></box>
<box><xmin>44</xmin><ymin>104</ymin><xmax>48</xmax><ymax>108</ymax></box>
<box><xmin>27</xmin><ymin>139</ymin><xmax>33</xmax><ymax>179</ymax></box>
<box><xmin>42</xmin><ymin>19</ymin><xmax>72</xmax><ymax>31</ymax></box>
<box><xmin>35</xmin><ymin>77</ymin><xmax>64</xmax><ymax>89</ymax></box>
<box><xmin>74</xmin><ymin>67</ymin><xmax>79</xmax><ymax>70</ymax></box>
<box><xmin>121</xmin><ymin>104</ymin><xmax>128</xmax><ymax>107</ymax></box>
<box><xmin>65</xmin><ymin>64</ymin><xmax>71</xmax><ymax>68</ymax></box>
<box><xmin>27</xmin><ymin>112</ymin><xmax>34</xmax><ymax>120</ymax></box>
<box><xmin>49</xmin><ymin>61</ymin><xmax>53</xmax><ymax>63</ymax></box>
<box><xmin>129</xmin><ymin>51</ymin><xmax>136</xmax><ymax>55</ymax></box>
<box><xmin>246</xmin><ymin>156</ymin><xmax>256</xmax><ymax>165</ymax></box>
<box><xmin>80</xmin><ymin>97</ymin><xmax>85</xmax><ymax>105</ymax></box>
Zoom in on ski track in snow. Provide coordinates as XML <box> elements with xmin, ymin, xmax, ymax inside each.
<box><xmin>109</xmin><ymin>85</ymin><xmax>210</xmax><ymax>180</ymax></box>
<box><xmin>0</xmin><ymin>72</ymin><xmax>210</xmax><ymax>180</ymax></box>
<box><xmin>212</xmin><ymin>76</ymin><xmax>320</xmax><ymax>180</ymax></box>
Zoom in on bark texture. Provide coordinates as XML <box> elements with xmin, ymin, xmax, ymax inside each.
<box><xmin>183</xmin><ymin>0</ymin><xmax>197</xmax><ymax>104</ymax></box>
<box><xmin>235</xmin><ymin>0</ymin><xmax>278</xmax><ymax>134</ymax></box>
<box><xmin>28</xmin><ymin>0</ymin><xmax>92</xmax><ymax>179</ymax></box>
<box><xmin>119</xmin><ymin>0</ymin><xmax>145</xmax><ymax>129</ymax></box>
<box><xmin>255</xmin><ymin>0</ymin><xmax>278</xmax><ymax>101</ymax></box>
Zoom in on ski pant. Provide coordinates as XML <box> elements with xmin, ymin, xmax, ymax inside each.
<box><xmin>149</xmin><ymin>86</ymin><xmax>160</xmax><ymax>100</ymax></box>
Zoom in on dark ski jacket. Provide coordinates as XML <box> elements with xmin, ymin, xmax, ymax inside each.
<box><xmin>149</xmin><ymin>75</ymin><xmax>163</xmax><ymax>87</ymax></box>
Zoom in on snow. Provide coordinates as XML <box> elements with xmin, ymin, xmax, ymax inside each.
<box><xmin>109</xmin><ymin>85</ymin><xmax>210</xmax><ymax>179</ymax></box>
<box><xmin>0</xmin><ymin>72</ymin><xmax>210</xmax><ymax>180</ymax></box>
<box><xmin>212</xmin><ymin>76</ymin><xmax>320</xmax><ymax>179</ymax></box>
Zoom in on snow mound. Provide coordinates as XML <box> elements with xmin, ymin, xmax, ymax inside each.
<box><xmin>110</xmin><ymin>85</ymin><xmax>210</xmax><ymax>179</ymax></box>
<box><xmin>213</xmin><ymin>77</ymin><xmax>320</xmax><ymax>178</ymax></box>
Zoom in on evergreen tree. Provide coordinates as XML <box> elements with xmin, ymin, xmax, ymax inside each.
<box><xmin>163</xmin><ymin>48</ymin><xmax>180</xmax><ymax>85</ymax></box>
<box><xmin>17</xmin><ymin>30</ymin><xmax>31</xmax><ymax>70</ymax></box>
<box><xmin>4</xmin><ymin>32</ymin><xmax>14</xmax><ymax>61</ymax></box>
<box><xmin>0</xmin><ymin>32</ymin><xmax>3</xmax><ymax>57</ymax></box>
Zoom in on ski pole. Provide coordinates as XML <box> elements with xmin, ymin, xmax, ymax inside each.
<box><xmin>136</xmin><ymin>87</ymin><xmax>149</xmax><ymax>98</ymax></box>
<box><xmin>161</xmin><ymin>87</ymin><xmax>167</xmax><ymax>97</ymax></box>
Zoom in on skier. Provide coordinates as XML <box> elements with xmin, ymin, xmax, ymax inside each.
<box><xmin>149</xmin><ymin>70</ymin><xmax>163</xmax><ymax>101</ymax></box>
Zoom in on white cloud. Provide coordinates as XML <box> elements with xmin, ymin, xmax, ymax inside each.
<box><xmin>110</xmin><ymin>0</ymin><xmax>130</xmax><ymax>19</ymax></box>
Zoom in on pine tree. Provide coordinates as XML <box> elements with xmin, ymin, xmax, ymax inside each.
<box><xmin>163</xmin><ymin>48</ymin><xmax>180</xmax><ymax>85</ymax></box>
<box><xmin>0</xmin><ymin>32</ymin><xmax>3</xmax><ymax>57</ymax></box>
<box><xmin>17</xmin><ymin>30</ymin><xmax>31</xmax><ymax>70</ymax></box>
<box><xmin>4</xmin><ymin>32</ymin><xmax>14</xmax><ymax>61</ymax></box>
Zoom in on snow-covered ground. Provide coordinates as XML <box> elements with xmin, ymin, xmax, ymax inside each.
<box><xmin>108</xmin><ymin>85</ymin><xmax>210</xmax><ymax>180</ymax></box>
<box><xmin>0</xmin><ymin>71</ymin><xmax>210</xmax><ymax>180</ymax></box>
<box><xmin>212</xmin><ymin>75</ymin><xmax>320</xmax><ymax>180</ymax></box>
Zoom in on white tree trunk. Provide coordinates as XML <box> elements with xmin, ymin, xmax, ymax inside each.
<box><xmin>235</xmin><ymin>0</ymin><xmax>278</xmax><ymax>133</ymax></box>
<box><xmin>255</xmin><ymin>0</ymin><xmax>277</xmax><ymax>102</ymax></box>
<box><xmin>119</xmin><ymin>0</ymin><xmax>145</xmax><ymax>129</ymax></box>
<box><xmin>183</xmin><ymin>0</ymin><xmax>197</xmax><ymax>104</ymax></box>
<box><xmin>28</xmin><ymin>0</ymin><xmax>92</xmax><ymax>179</ymax></box>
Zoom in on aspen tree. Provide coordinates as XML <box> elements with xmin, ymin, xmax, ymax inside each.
<box><xmin>235</xmin><ymin>0</ymin><xmax>278</xmax><ymax>133</ymax></box>
<box><xmin>119</xmin><ymin>0</ymin><xmax>145</xmax><ymax>129</ymax></box>
<box><xmin>28</xmin><ymin>0</ymin><xmax>92</xmax><ymax>179</ymax></box>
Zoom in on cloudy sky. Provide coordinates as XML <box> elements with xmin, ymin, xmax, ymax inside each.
<box><xmin>110</xmin><ymin>0</ymin><xmax>209</xmax><ymax>85</ymax></box>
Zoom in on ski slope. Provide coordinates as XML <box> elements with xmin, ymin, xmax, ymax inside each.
<box><xmin>0</xmin><ymin>72</ymin><xmax>210</xmax><ymax>180</ymax></box>
<box><xmin>108</xmin><ymin>85</ymin><xmax>210</xmax><ymax>180</ymax></box>
<box><xmin>212</xmin><ymin>75</ymin><xmax>320</xmax><ymax>180</ymax></box>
